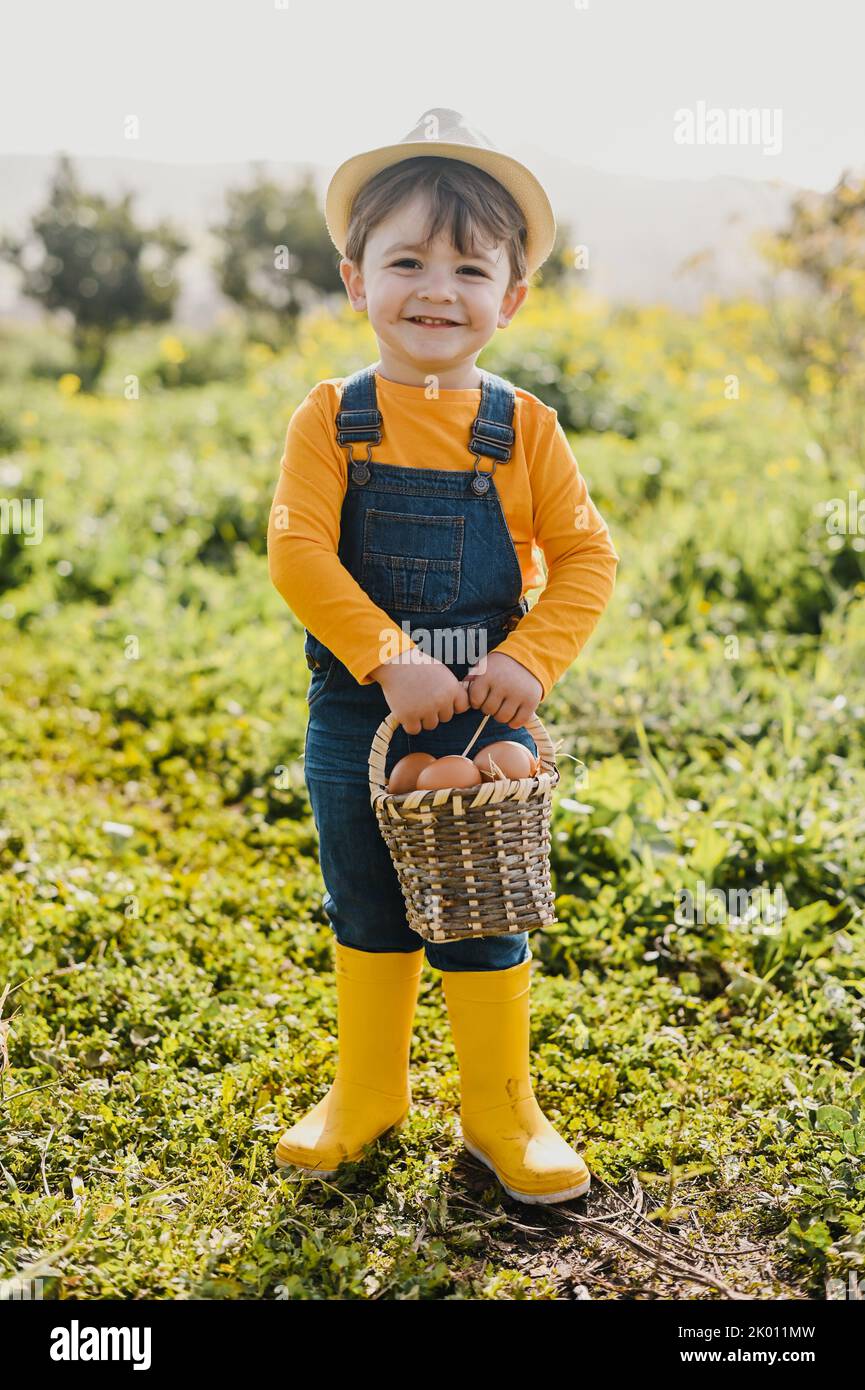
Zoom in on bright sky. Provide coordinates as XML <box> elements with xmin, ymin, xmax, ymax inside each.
<box><xmin>2</xmin><ymin>0</ymin><xmax>863</xmax><ymax>190</ymax></box>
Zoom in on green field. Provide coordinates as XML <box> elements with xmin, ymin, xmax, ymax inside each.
<box><xmin>1</xmin><ymin>290</ymin><xmax>863</xmax><ymax>1299</ymax></box>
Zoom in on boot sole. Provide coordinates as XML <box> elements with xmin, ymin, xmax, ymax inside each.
<box><xmin>275</xmin><ymin>1112</ymin><xmax>408</xmax><ymax>1177</ymax></box>
<box><xmin>459</xmin><ymin>1128</ymin><xmax>591</xmax><ymax>1204</ymax></box>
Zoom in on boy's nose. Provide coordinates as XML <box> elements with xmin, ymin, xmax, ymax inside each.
<box><xmin>417</xmin><ymin>280</ymin><xmax>458</xmax><ymax>304</ymax></box>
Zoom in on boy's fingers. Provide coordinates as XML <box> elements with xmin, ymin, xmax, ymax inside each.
<box><xmin>481</xmin><ymin>691</ymin><xmax>506</xmax><ymax>720</ymax></box>
<box><xmin>496</xmin><ymin>698</ymin><xmax>520</xmax><ymax>726</ymax></box>
<box><xmin>464</xmin><ymin>675</ymin><xmax>484</xmax><ymax>707</ymax></box>
<box><xmin>454</xmin><ymin>684</ymin><xmax>471</xmax><ymax>713</ymax></box>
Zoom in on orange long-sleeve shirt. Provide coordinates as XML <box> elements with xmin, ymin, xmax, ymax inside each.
<box><xmin>267</xmin><ymin>372</ymin><xmax>619</xmax><ymax>701</ymax></box>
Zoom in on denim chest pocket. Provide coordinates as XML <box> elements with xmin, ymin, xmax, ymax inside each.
<box><xmin>361</xmin><ymin>510</ymin><xmax>464</xmax><ymax>613</ymax></box>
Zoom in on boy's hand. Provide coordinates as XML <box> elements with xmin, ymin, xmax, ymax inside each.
<box><xmin>369</xmin><ymin>649</ymin><xmax>471</xmax><ymax>735</ymax></box>
<box><xmin>463</xmin><ymin>652</ymin><xmax>543</xmax><ymax>729</ymax></box>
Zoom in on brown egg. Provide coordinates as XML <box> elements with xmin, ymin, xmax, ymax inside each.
<box><xmin>387</xmin><ymin>752</ymin><xmax>437</xmax><ymax>795</ymax></box>
<box><xmin>473</xmin><ymin>741</ymin><xmax>540</xmax><ymax>782</ymax></box>
<box><xmin>416</xmin><ymin>756</ymin><xmax>482</xmax><ymax>791</ymax></box>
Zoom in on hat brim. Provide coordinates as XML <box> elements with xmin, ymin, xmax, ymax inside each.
<box><xmin>325</xmin><ymin>140</ymin><xmax>556</xmax><ymax>279</ymax></box>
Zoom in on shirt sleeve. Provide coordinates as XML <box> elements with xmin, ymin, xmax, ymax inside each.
<box><xmin>493</xmin><ymin>408</ymin><xmax>620</xmax><ymax>701</ymax></box>
<box><xmin>266</xmin><ymin>385</ymin><xmax>417</xmax><ymax>684</ymax></box>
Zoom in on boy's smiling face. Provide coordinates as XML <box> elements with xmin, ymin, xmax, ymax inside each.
<box><xmin>339</xmin><ymin>190</ymin><xmax>528</xmax><ymax>389</ymax></box>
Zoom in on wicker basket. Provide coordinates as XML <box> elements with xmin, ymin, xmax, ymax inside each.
<box><xmin>368</xmin><ymin>711</ymin><xmax>561</xmax><ymax>942</ymax></box>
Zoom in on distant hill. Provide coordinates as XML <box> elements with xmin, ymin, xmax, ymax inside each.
<box><xmin>0</xmin><ymin>151</ymin><xmax>809</xmax><ymax>325</ymax></box>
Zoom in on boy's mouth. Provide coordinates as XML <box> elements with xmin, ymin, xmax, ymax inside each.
<box><xmin>404</xmin><ymin>315</ymin><xmax>464</xmax><ymax>328</ymax></box>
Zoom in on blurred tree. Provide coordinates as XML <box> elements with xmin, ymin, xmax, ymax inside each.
<box><xmin>0</xmin><ymin>154</ymin><xmax>187</xmax><ymax>389</ymax></box>
<box><xmin>533</xmin><ymin>220</ymin><xmax>587</xmax><ymax>291</ymax></box>
<box><xmin>759</xmin><ymin>170</ymin><xmax>865</xmax><ymax>469</ymax></box>
<box><xmin>211</xmin><ymin>169</ymin><xmax>340</xmax><ymax>345</ymax></box>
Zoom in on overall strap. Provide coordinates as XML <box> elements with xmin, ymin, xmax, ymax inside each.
<box><xmin>467</xmin><ymin>370</ymin><xmax>515</xmax><ymax>494</ymax></box>
<box><xmin>470</xmin><ymin>372</ymin><xmax>516</xmax><ymax>464</ymax></box>
<box><xmin>335</xmin><ymin>364</ymin><xmax>383</xmax><ymax>485</ymax></box>
<box><xmin>333</xmin><ymin>363</ymin><xmax>516</xmax><ymax>491</ymax></box>
<box><xmin>335</xmin><ymin>364</ymin><xmax>382</xmax><ymax>447</ymax></box>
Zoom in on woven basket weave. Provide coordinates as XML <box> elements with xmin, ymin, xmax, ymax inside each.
<box><xmin>368</xmin><ymin>711</ymin><xmax>560</xmax><ymax>942</ymax></box>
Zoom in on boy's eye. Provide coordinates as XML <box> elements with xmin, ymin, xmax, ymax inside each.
<box><xmin>387</xmin><ymin>258</ymin><xmax>488</xmax><ymax>276</ymax></box>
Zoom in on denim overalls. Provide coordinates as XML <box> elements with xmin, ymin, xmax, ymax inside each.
<box><xmin>302</xmin><ymin>364</ymin><xmax>538</xmax><ymax>972</ymax></box>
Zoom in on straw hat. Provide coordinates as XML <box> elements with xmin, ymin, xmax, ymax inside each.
<box><xmin>324</xmin><ymin>107</ymin><xmax>557</xmax><ymax>279</ymax></box>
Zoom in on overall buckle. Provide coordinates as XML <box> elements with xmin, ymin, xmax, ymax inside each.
<box><xmin>470</xmin><ymin>453</ymin><xmax>497</xmax><ymax>495</ymax></box>
<box><xmin>344</xmin><ymin>442</ymin><xmax>373</xmax><ymax>485</ymax></box>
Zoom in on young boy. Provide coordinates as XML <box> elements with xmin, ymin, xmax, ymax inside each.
<box><xmin>267</xmin><ymin>109</ymin><xmax>619</xmax><ymax>1204</ymax></box>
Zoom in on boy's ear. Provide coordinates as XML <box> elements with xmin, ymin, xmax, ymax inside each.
<box><xmin>339</xmin><ymin>257</ymin><xmax>367</xmax><ymax>312</ymax></box>
<box><xmin>497</xmin><ymin>279</ymin><xmax>529</xmax><ymax>330</ymax></box>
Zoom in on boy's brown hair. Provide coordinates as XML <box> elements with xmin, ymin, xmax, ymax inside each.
<box><xmin>344</xmin><ymin>156</ymin><xmax>529</xmax><ymax>291</ymax></box>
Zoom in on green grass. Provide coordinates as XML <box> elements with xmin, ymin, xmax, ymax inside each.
<box><xmin>1</xmin><ymin>297</ymin><xmax>863</xmax><ymax>1299</ymax></box>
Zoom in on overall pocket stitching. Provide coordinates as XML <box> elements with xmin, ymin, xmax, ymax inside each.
<box><xmin>362</xmin><ymin>510</ymin><xmax>465</xmax><ymax>552</ymax></box>
<box><xmin>360</xmin><ymin>511</ymin><xmax>464</xmax><ymax>613</ymax></box>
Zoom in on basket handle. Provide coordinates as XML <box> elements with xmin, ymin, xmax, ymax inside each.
<box><xmin>368</xmin><ymin>708</ymin><xmax>558</xmax><ymax>800</ymax></box>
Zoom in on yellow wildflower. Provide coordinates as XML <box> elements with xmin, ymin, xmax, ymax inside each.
<box><xmin>160</xmin><ymin>336</ymin><xmax>187</xmax><ymax>364</ymax></box>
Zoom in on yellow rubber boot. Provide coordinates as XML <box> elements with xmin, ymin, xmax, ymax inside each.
<box><xmin>442</xmin><ymin>958</ymin><xmax>591</xmax><ymax>1204</ymax></box>
<box><xmin>275</xmin><ymin>942</ymin><xmax>423</xmax><ymax>1176</ymax></box>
